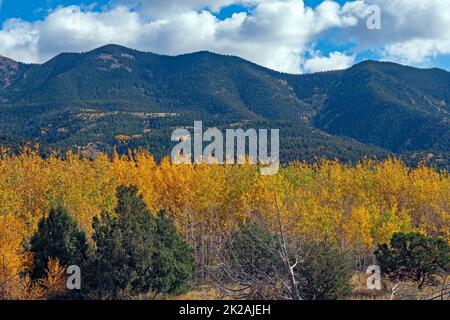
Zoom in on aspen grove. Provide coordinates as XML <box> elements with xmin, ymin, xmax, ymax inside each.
<box><xmin>0</xmin><ymin>148</ymin><xmax>448</xmax><ymax>299</ymax></box>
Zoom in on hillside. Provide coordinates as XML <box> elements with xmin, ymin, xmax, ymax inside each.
<box><xmin>0</xmin><ymin>45</ymin><xmax>448</xmax><ymax>166</ymax></box>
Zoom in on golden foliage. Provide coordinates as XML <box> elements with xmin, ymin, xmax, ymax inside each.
<box><xmin>40</xmin><ymin>258</ymin><xmax>67</xmax><ymax>298</ymax></box>
<box><xmin>115</xmin><ymin>135</ymin><xmax>130</xmax><ymax>143</ymax></box>
<box><xmin>0</xmin><ymin>149</ymin><xmax>448</xmax><ymax>271</ymax></box>
<box><xmin>0</xmin><ymin>214</ymin><xmax>36</xmax><ymax>299</ymax></box>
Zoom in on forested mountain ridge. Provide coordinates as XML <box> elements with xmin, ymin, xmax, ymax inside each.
<box><xmin>0</xmin><ymin>44</ymin><xmax>448</xmax><ymax>166</ymax></box>
<box><xmin>0</xmin><ymin>55</ymin><xmax>29</xmax><ymax>90</ymax></box>
<box><xmin>310</xmin><ymin>61</ymin><xmax>450</xmax><ymax>152</ymax></box>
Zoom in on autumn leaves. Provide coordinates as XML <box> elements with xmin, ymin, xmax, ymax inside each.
<box><xmin>0</xmin><ymin>148</ymin><xmax>448</xmax><ymax>298</ymax></box>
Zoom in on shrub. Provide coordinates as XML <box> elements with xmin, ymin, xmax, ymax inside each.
<box><xmin>40</xmin><ymin>258</ymin><xmax>68</xmax><ymax>299</ymax></box>
<box><xmin>89</xmin><ymin>185</ymin><xmax>155</xmax><ymax>298</ymax></box>
<box><xmin>297</xmin><ymin>241</ymin><xmax>352</xmax><ymax>300</ymax></box>
<box><xmin>151</xmin><ymin>211</ymin><xmax>194</xmax><ymax>295</ymax></box>
<box><xmin>30</xmin><ymin>206</ymin><xmax>88</xmax><ymax>279</ymax></box>
<box><xmin>375</xmin><ymin>232</ymin><xmax>449</xmax><ymax>289</ymax></box>
<box><xmin>0</xmin><ymin>215</ymin><xmax>34</xmax><ymax>299</ymax></box>
<box><xmin>227</xmin><ymin>222</ymin><xmax>281</xmax><ymax>280</ymax></box>
<box><xmin>223</xmin><ymin>223</ymin><xmax>352</xmax><ymax>300</ymax></box>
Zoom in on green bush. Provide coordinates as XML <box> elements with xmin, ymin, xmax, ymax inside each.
<box><xmin>88</xmin><ymin>186</ymin><xmax>194</xmax><ymax>298</ymax></box>
<box><xmin>226</xmin><ymin>223</ymin><xmax>352</xmax><ymax>300</ymax></box>
<box><xmin>30</xmin><ymin>206</ymin><xmax>88</xmax><ymax>279</ymax></box>
<box><xmin>89</xmin><ymin>185</ymin><xmax>155</xmax><ymax>298</ymax></box>
<box><xmin>151</xmin><ymin>211</ymin><xmax>194</xmax><ymax>295</ymax></box>
<box><xmin>227</xmin><ymin>222</ymin><xmax>281</xmax><ymax>280</ymax></box>
<box><xmin>375</xmin><ymin>232</ymin><xmax>449</xmax><ymax>289</ymax></box>
<box><xmin>297</xmin><ymin>241</ymin><xmax>352</xmax><ymax>300</ymax></box>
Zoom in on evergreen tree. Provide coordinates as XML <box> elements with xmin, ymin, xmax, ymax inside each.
<box><xmin>30</xmin><ymin>206</ymin><xmax>88</xmax><ymax>279</ymax></box>
<box><xmin>375</xmin><ymin>232</ymin><xmax>449</xmax><ymax>289</ymax></box>
<box><xmin>228</xmin><ymin>222</ymin><xmax>281</xmax><ymax>280</ymax></box>
<box><xmin>89</xmin><ymin>185</ymin><xmax>155</xmax><ymax>298</ymax></box>
<box><xmin>297</xmin><ymin>241</ymin><xmax>352</xmax><ymax>300</ymax></box>
<box><xmin>151</xmin><ymin>211</ymin><xmax>194</xmax><ymax>295</ymax></box>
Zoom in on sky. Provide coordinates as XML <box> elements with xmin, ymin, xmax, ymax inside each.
<box><xmin>0</xmin><ymin>0</ymin><xmax>449</xmax><ymax>74</ymax></box>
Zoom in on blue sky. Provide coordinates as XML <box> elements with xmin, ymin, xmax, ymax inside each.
<box><xmin>0</xmin><ymin>0</ymin><xmax>449</xmax><ymax>73</ymax></box>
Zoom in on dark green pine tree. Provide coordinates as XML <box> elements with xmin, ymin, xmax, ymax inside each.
<box><xmin>227</xmin><ymin>221</ymin><xmax>281</xmax><ymax>280</ymax></box>
<box><xmin>89</xmin><ymin>185</ymin><xmax>155</xmax><ymax>298</ymax></box>
<box><xmin>297</xmin><ymin>241</ymin><xmax>353</xmax><ymax>300</ymax></box>
<box><xmin>30</xmin><ymin>206</ymin><xmax>88</xmax><ymax>279</ymax></box>
<box><xmin>375</xmin><ymin>232</ymin><xmax>449</xmax><ymax>289</ymax></box>
<box><xmin>151</xmin><ymin>211</ymin><xmax>194</xmax><ymax>295</ymax></box>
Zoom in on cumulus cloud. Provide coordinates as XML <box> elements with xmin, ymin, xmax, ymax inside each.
<box><xmin>0</xmin><ymin>19</ymin><xmax>39</xmax><ymax>63</ymax></box>
<box><xmin>303</xmin><ymin>51</ymin><xmax>355</xmax><ymax>73</ymax></box>
<box><xmin>0</xmin><ymin>0</ymin><xmax>448</xmax><ymax>73</ymax></box>
<box><xmin>380</xmin><ymin>0</ymin><xmax>450</xmax><ymax>64</ymax></box>
<box><xmin>119</xmin><ymin>0</ymin><xmax>242</xmax><ymax>17</ymax></box>
<box><xmin>342</xmin><ymin>0</ymin><xmax>450</xmax><ymax>65</ymax></box>
<box><xmin>0</xmin><ymin>0</ymin><xmax>364</xmax><ymax>73</ymax></box>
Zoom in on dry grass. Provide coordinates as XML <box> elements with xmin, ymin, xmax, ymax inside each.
<box><xmin>349</xmin><ymin>273</ymin><xmax>449</xmax><ymax>300</ymax></box>
<box><xmin>171</xmin><ymin>286</ymin><xmax>225</xmax><ymax>300</ymax></box>
<box><xmin>167</xmin><ymin>274</ymin><xmax>448</xmax><ymax>300</ymax></box>
<box><xmin>348</xmin><ymin>273</ymin><xmax>392</xmax><ymax>300</ymax></box>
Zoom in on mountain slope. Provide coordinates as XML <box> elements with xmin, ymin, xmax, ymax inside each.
<box><xmin>0</xmin><ymin>45</ymin><xmax>448</xmax><ymax>165</ymax></box>
<box><xmin>0</xmin><ymin>45</ymin><xmax>311</xmax><ymax>119</ymax></box>
<box><xmin>0</xmin><ymin>55</ymin><xmax>29</xmax><ymax>91</ymax></box>
<box><xmin>310</xmin><ymin>61</ymin><xmax>450</xmax><ymax>152</ymax></box>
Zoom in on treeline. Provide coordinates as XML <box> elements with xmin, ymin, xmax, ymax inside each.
<box><xmin>0</xmin><ymin>148</ymin><xmax>448</xmax><ymax>299</ymax></box>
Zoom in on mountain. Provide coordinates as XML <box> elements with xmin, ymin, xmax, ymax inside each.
<box><xmin>0</xmin><ymin>44</ymin><xmax>448</xmax><ymax>167</ymax></box>
<box><xmin>309</xmin><ymin>61</ymin><xmax>449</xmax><ymax>152</ymax></box>
<box><xmin>0</xmin><ymin>55</ymin><xmax>28</xmax><ymax>90</ymax></box>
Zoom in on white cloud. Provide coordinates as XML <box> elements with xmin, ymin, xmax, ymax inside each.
<box><xmin>380</xmin><ymin>0</ymin><xmax>450</xmax><ymax>64</ymax></box>
<box><xmin>341</xmin><ymin>0</ymin><xmax>450</xmax><ymax>65</ymax></box>
<box><xmin>1</xmin><ymin>0</ymin><xmax>448</xmax><ymax>73</ymax></box>
<box><xmin>120</xmin><ymin>0</ymin><xmax>241</xmax><ymax>17</ymax></box>
<box><xmin>0</xmin><ymin>19</ymin><xmax>39</xmax><ymax>63</ymax></box>
<box><xmin>0</xmin><ymin>1</ymin><xmax>364</xmax><ymax>73</ymax></box>
<box><xmin>303</xmin><ymin>51</ymin><xmax>355</xmax><ymax>73</ymax></box>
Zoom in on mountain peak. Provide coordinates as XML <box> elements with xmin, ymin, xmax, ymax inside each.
<box><xmin>91</xmin><ymin>44</ymin><xmax>137</xmax><ymax>55</ymax></box>
<box><xmin>0</xmin><ymin>55</ymin><xmax>22</xmax><ymax>88</ymax></box>
<box><xmin>0</xmin><ymin>55</ymin><xmax>21</xmax><ymax>73</ymax></box>
<box><xmin>352</xmin><ymin>59</ymin><xmax>449</xmax><ymax>74</ymax></box>
<box><xmin>351</xmin><ymin>60</ymin><xmax>398</xmax><ymax>70</ymax></box>
<box><xmin>0</xmin><ymin>55</ymin><xmax>18</xmax><ymax>65</ymax></box>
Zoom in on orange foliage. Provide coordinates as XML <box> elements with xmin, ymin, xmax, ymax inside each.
<box><xmin>0</xmin><ymin>214</ymin><xmax>35</xmax><ymax>299</ymax></box>
<box><xmin>40</xmin><ymin>258</ymin><xmax>67</xmax><ymax>298</ymax></box>
<box><xmin>0</xmin><ymin>149</ymin><xmax>448</xmax><ymax>281</ymax></box>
